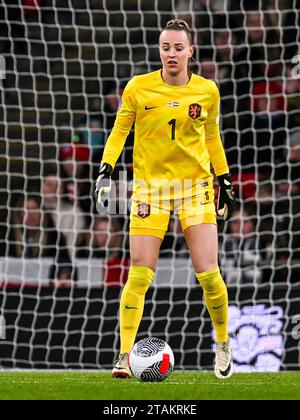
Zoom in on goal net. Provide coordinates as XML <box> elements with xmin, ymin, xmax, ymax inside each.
<box><xmin>0</xmin><ymin>0</ymin><xmax>300</xmax><ymax>372</ymax></box>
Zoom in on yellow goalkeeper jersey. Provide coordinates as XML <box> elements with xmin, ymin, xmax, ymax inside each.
<box><xmin>101</xmin><ymin>69</ymin><xmax>229</xmax><ymax>200</ymax></box>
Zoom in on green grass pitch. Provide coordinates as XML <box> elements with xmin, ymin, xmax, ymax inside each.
<box><xmin>0</xmin><ymin>371</ymin><xmax>299</xmax><ymax>400</ymax></box>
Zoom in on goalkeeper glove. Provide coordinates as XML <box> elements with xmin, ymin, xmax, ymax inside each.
<box><xmin>95</xmin><ymin>162</ymin><xmax>113</xmax><ymax>212</ymax></box>
<box><xmin>217</xmin><ymin>173</ymin><xmax>235</xmax><ymax>221</ymax></box>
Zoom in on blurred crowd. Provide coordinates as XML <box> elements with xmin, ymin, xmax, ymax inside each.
<box><xmin>0</xmin><ymin>0</ymin><xmax>300</xmax><ymax>286</ymax></box>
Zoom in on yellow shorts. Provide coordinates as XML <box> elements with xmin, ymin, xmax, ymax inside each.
<box><xmin>130</xmin><ymin>192</ymin><xmax>216</xmax><ymax>240</ymax></box>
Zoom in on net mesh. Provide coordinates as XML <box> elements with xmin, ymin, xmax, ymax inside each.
<box><xmin>0</xmin><ymin>0</ymin><xmax>300</xmax><ymax>371</ymax></box>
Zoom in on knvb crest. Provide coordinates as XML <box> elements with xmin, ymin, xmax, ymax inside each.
<box><xmin>188</xmin><ymin>103</ymin><xmax>201</xmax><ymax>119</ymax></box>
<box><xmin>137</xmin><ymin>202</ymin><xmax>150</xmax><ymax>218</ymax></box>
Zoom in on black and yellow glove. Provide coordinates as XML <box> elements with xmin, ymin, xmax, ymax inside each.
<box><xmin>217</xmin><ymin>173</ymin><xmax>235</xmax><ymax>221</ymax></box>
<box><xmin>95</xmin><ymin>162</ymin><xmax>113</xmax><ymax>213</ymax></box>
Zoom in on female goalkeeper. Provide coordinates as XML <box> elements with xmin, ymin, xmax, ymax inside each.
<box><xmin>95</xmin><ymin>20</ymin><xmax>235</xmax><ymax>379</ymax></box>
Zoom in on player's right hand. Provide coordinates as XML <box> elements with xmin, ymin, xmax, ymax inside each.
<box><xmin>95</xmin><ymin>162</ymin><xmax>113</xmax><ymax>213</ymax></box>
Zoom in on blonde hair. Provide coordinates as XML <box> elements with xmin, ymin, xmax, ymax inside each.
<box><xmin>163</xmin><ymin>19</ymin><xmax>193</xmax><ymax>45</ymax></box>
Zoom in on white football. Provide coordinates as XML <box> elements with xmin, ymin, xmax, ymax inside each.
<box><xmin>129</xmin><ymin>337</ymin><xmax>174</xmax><ymax>382</ymax></box>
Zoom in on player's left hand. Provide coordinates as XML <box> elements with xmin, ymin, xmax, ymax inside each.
<box><xmin>217</xmin><ymin>173</ymin><xmax>235</xmax><ymax>221</ymax></box>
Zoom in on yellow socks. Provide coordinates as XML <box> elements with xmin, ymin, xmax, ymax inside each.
<box><xmin>119</xmin><ymin>265</ymin><xmax>227</xmax><ymax>352</ymax></box>
<box><xmin>196</xmin><ymin>267</ymin><xmax>229</xmax><ymax>343</ymax></box>
<box><xmin>120</xmin><ymin>265</ymin><xmax>155</xmax><ymax>354</ymax></box>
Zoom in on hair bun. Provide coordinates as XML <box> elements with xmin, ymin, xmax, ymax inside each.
<box><xmin>166</xmin><ymin>19</ymin><xmax>190</xmax><ymax>31</ymax></box>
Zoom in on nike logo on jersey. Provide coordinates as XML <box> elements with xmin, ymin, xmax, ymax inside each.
<box><xmin>125</xmin><ymin>305</ymin><xmax>139</xmax><ymax>310</ymax></box>
<box><xmin>145</xmin><ymin>106</ymin><xmax>158</xmax><ymax>110</ymax></box>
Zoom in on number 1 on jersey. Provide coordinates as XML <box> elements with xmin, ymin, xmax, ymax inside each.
<box><xmin>168</xmin><ymin>119</ymin><xmax>176</xmax><ymax>141</ymax></box>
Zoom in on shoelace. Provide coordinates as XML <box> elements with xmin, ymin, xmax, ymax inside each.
<box><xmin>114</xmin><ymin>353</ymin><xmax>128</xmax><ymax>366</ymax></box>
<box><xmin>216</xmin><ymin>344</ymin><xmax>231</xmax><ymax>366</ymax></box>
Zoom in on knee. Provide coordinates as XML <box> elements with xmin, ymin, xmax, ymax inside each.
<box><xmin>194</xmin><ymin>261</ymin><xmax>218</xmax><ymax>275</ymax></box>
<box><xmin>192</xmin><ymin>251</ymin><xmax>218</xmax><ymax>275</ymax></box>
<box><xmin>130</xmin><ymin>256</ymin><xmax>157</xmax><ymax>273</ymax></box>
